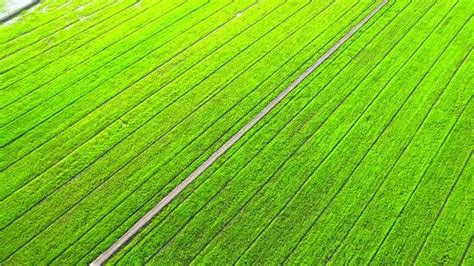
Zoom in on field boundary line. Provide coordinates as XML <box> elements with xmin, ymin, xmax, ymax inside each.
<box><xmin>92</xmin><ymin>0</ymin><xmax>404</xmax><ymax>261</ymax></box>
<box><xmin>0</xmin><ymin>0</ymin><xmax>291</xmax><ymax>239</ymax></box>
<box><xmin>0</xmin><ymin>0</ymin><xmax>207</xmax><ymax>126</ymax></box>
<box><xmin>140</xmin><ymin>1</ymin><xmax>367</xmax><ymax>262</ymax></box>
<box><xmin>182</xmin><ymin>1</ymin><xmax>386</xmax><ymax>263</ymax></box>
<box><xmin>0</xmin><ymin>0</ymin><xmax>122</xmax><ymax>61</ymax></box>
<box><xmin>0</xmin><ymin>1</ymin><xmax>109</xmax><ymax>46</ymax></box>
<box><xmin>2</xmin><ymin>0</ymin><xmax>316</xmax><ymax>259</ymax></box>
<box><xmin>52</xmin><ymin>0</ymin><xmax>341</xmax><ymax>260</ymax></box>
<box><xmin>209</xmin><ymin>0</ymin><xmax>438</xmax><ymax>262</ymax></box>
<box><xmin>91</xmin><ymin>0</ymin><xmax>388</xmax><ymax>264</ymax></box>
<box><xmin>0</xmin><ymin>0</ymin><xmax>295</xmax><ymax>212</ymax></box>
<box><xmin>0</xmin><ymin>0</ymin><xmax>237</xmax><ymax>151</ymax></box>
<box><xmin>413</xmin><ymin>152</ymin><xmax>472</xmax><ymax>264</ymax></box>
<box><xmin>0</xmin><ymin>0</ymin><xmax>167</xmax><ymax>96</ymax></box>
<box><xmin>0</xmin><ymin>0</ymin><xmax>234</xmax><ymax>171</ymax></box>
<box><xmin>460</xmin><ymin>235</ymin><xmax>473</xmax><ymax>264</ymax></box>
<box><xmin>79</xmin><ymin>3</ymin><xmax>377</xmax><ymax>261</ymax></box>
<box><xmin>368</xmin><ymin>95</ymin><xmax>473</xmax><ymax>263</ymax></box>
<box><xmin>0</xmin><ymin>0</ymin><xmax>260</xmax><ymax>245</ymax></box>
<box><xmin>142</xmin><ymin>0</ymin><xmax>419</xmax><ymax>261</ymax></box>
<box><xmin>288</xmin><ymin>2</ymin><xmax>465</xmax><ymax>261</ymax></box>
<box><xmin>0</xmin><ymin>0</ymin><xmax>278</xmax><ymax>228</ymax></box>
<box><xmin>0</xmin><ymin>0</ymin><xmax>133</xmax><ymax>74</ymax></box>
<box><xmin>328</xmin><ymin>40</ymin><xmax>470</xmax><ymax>262</ymax></box>
<box><xmin>110</xmin><ymin>3</ymin><xmax>393</xmax><ymax>262</ymax></box>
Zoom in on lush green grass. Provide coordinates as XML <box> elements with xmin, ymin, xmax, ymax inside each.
<box><xmin>0</xmin><ymin>0</ymin><xmax>472</xmax><ymax>264</ymax></box>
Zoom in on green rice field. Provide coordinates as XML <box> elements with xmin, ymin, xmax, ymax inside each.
<box><xmin>0</xmin><ymin>0</ymin><xmax>472</xmax><ymax>265</ymax></box>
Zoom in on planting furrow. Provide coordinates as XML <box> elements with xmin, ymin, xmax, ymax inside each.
<box><xmin>0</xmin><ymin>0</ymin><xmax>195</xmax><ymax>127</ymax></box>
<box><xmin>414</xmin><ymin>154</ymin><xmax>473</xmax><ymax>264</ymax></box>
<box><xmin>0</xmin><ymin>0</ymin><xmax>92</xmax><ymax>44</ymax></box>
<box><xmin>413</xmin><ymin>152</ymin><xmax>473</xmax><ymax>264</ymax></box>
<box><xmin>0</xmin><ymin>0</ymin><xmax>124</xmax><ymax>61</ymax></box>
<box><xmin>50</xmin><ymin>2</ymin><xmax>375</xmax><ymax>263</ymax></box>
<box><xmin>191</xmin><ymin>2</ymin><xmax>460</xmax><ymax>264</ymax></box>
<box><xmin>84</xmin><ymin>5</ymin><xmax>391</xmax><ymax>263</ymax></box>
<box><xmin>94</xmin><ymin>0</ymin><xmax>381</xmax><ymax>263</ymax></box>
<box><xmin>0</xmin><ymin>0</ymin><xmax>184</xmax><ymax>100</ymax></box>
<box><xmin>0</xmin><ymin>0</ymin><xmax>377</xmax><ymax>263</ymax></box>
<box><xmin>284</xmin><ymin>9</ymin><xmax>472</xmax><ymax>264</ymax></box>
<box><xmin>0</xmin><ymin>0</ymin><xmax>128</xmax><ymax>72</ymax></box>
<box><xmin>0</xmin><ymin>0</ymin><xmax>136</xmax><ymax>74</ymax></box>
<box><xmin>0</xmin><ymin>0</ymin><xmax>286</xmax><ymax>228</ymax></box>
<box><xmin>118</xmin><ymin>0</ymin><xmax>436</xmax><ymax>262</ymax></box>
<box><xmin>0</xmin><ymin>0</ymin><xmax>231</xmax><ymax>168</ymax></box>
<box><xmin>0</xmin><ymin>0</ymin><xmax>326</xmax><ymax>262</ymax></box>
<box><xmin>0</xmin><ymin>0</ymin><xmax>312</xmax><ymax>256</ymax></box>
<box><xmin>460</xmin><ymin>236</ymin><xmax>474</xmax><ymax>264</ymax></box>
<box><xmin>0</xmin><ymin>1</ymin><xmax>173</xmax><ymax>106</ymax></box>
<box><xmin>0</xmin><ymin>0</ymin><xmax>168</xmax><ymax>107</ymax></box>
<box><xmin>0</xmin><ymin>0</ymin><xmax>235</xmax><ymax>177</ymax></box>
<box><xmin>1</xmin><ymin>0</ymin><xmax>469</xmax><ymax>264</ymax></box>
<box><xmin>238</xmin><ymin>7</ymin><xmax>469</xmax><ymax>265</ymax></box>
<box><xmin>323</xmin><ymin>44</ymin><xmax>473</xmax><ymax>265</ymax></box>
<box><xmin>0</xmin><ymin>0</ymin><xmax>235</xmax><ymax>150</ymax></box>
<box><xmin>369</xmin><ymin>99</ymin><xmax>473</xmax><ymax>263</ymax></box>
<box><xmin>0</xmin><ymin>0</ymin><xmax>263</xmax><ymax>225</ymax></box>
<box><xmin>109</xmin><ymin>0</ymin><xmax>396</xmax><ymax>263</ymax></box>
<box><xmin>328</xmin><ymin>35</ymin><xmax>472</xmax><ymax>266</ymax></box>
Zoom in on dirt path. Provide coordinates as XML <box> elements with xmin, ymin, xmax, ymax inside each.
<box><xmin>91</xmin><ymin>1</ymin><xmax>389</xmax><ymax>264</ymax></box>
<box><xmin>1</xmin><ymin>0</ymin><xmax>39</xmax><ymax>23</ymax></box>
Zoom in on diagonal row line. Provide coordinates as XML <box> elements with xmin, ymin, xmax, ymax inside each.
<box><xmin>0</xmin><ymin>0</ymin><xmax>175</xmax><ymax>109</ymax></box>
<box><xmin>327</xmin><ymin>42</ymin><xmax>471</xmax><ymax>263</ymax></box>
<box><xmin>122</xmin><ymin>0</ymin><xmax>409</xmax><ymax>263</ymax></box>
<box><xmin>0</xmin><ymin>0</ymin><xmax>94</xmax><ymax>45</ymax></box>
<box><xmin>103</xmin><ymin>0</ymin><xmax>392</xmax><ymax>264</ymax></box>
<box><xmin>109</xmin><ymin>3</ymin><xmax>388</xmax><ymax>262</ymax></box>
<box><xmin>56</xmin><ymin>1</ymin><xmax>368</xmax><ymax>262</ymax></box>
<box><xmin>0</xmin><ymin>0</ymin><xmax>136</xmax><ymax>74</ymax></box>
<box><xmin>0</xmin><ymin>0</ymin><xmax>267</xmax><ymax>227</ymax></box>
<box><xmin>1</xmin><ymin>0</ymin><xmax>318</xmax><ymax>260</ymax></box>
<box><xmin>48</xmin><ymin>1</ymin><xmax>350</xmax><ymax>261</ymax></box>
<box><xmin>368</xmin><ymin>94</ymin><xmax>473</xmax><ymax>263</ymax></box>
<box><xmin>413</xmin><ymin>150</ymin><xmax>473</xmax><ymax>264</ymax></box>
<box><xmin>1</xmin><ymin>0</ymin><xmax>116</xmax><ymax>60</ymax></box>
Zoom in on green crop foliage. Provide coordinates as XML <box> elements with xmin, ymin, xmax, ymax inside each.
<box><xmin>0</xmin><ymin>0</ymin><xmax>472</xmax><ymax>265</ymax></box>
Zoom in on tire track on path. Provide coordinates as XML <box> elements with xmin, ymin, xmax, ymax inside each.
<box><xmin>91</xmin><ymin>0</ymin><xmax>389</xmax><ymax>264</ymax></box>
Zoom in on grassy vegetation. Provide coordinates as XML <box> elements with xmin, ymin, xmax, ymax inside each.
<box><xmin>0</xmin><ymin>0</ymin><xmax>472</xmax><ymax>264</ymax></box>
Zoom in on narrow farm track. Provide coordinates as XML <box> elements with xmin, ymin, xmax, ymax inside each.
<box><xmin>0</xmin><ymin>0</ymin><xmax>472</xmax><ymax>265</ymax></box>
<box><xmin>0</xmin><ymin>0</ymin><xmax>39</xmax><ymax>23</ymax></box>
<box><xmin>92</xmin><ymin>1</ymin><xmax>388</xmax><ymax>264</ymax></box>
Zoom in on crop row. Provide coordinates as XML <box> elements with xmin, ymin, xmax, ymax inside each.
<box><xmin>0</xmin><ymin>0</ymin><xmax>378</xmax><ymax>264</ymax></box>
<box><xmin>108</xmin><ymin>0</ymin><xmax>473</xmax><ymax>264</ymax></box>
<box><xmin>0</xmin><ymin>0</ymin><xmax>127</xmax><ymax>66</ymax></box>
<box><xmin>0</xmin><ymin>0</ymin><xmax>199</xmax><ymax>110</ymax></box>
<box><xmin>0</xmin><ymin>0</ymin><xmax>104</xmax><ymax>44</ymax></box>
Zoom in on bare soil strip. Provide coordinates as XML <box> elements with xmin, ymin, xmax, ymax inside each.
<box><xmin>91</xmin><ymin>1</ymin><xmax>389</xmax><ymax>264</ymax></box>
